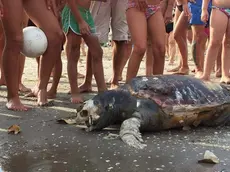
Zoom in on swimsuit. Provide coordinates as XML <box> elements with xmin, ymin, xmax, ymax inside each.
<box><xmin>213</xmin><ymin>6</ymin><xmax>230</xmax><ymax>17</ymax></box>
<box><xmin>127</xmin><ymin>1</ymin><xmax>160</xmax><ymax>19</ymax></box>
<box><xmin>62</xmin><ymin>6</ymin><xmax>96</xmax><ymax>35</ymax></box>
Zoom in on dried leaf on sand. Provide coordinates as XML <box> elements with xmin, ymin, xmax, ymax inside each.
<box><xmin>8</xmin><ymin>125</ymin><xmax>21</xmax><ymax>135</ymax></box>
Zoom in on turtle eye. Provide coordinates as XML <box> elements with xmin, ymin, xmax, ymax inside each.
<box><xmin>93</xmin><ymin>100</ymin><xmax>99</xmax><ymax>106</ymax></box>
<box><xmin>80</xmin><ymin>110</ymin><xmax>88</xmax><ymax>117</ymax></box>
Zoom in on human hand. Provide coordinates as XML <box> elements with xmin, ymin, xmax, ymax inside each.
<box><xmin>79</xmin><ymin>20</ymin><xmax>91</xmax><ymax>35</ymax></box>
<box><xmin>183</xmin><ymin>3</ymin><xmax>191</xmax><ymax>19</ymax></box>
<box><xmin>46</xmin><ymin>0</ymin><xmax>59</xmax><ymax>17</ymax></box>
<box><xmin>201</xmin><ymin>9</ymin><xmax>209</xmax><ymax>23</ymax></box>
<box><xmin>164</xmin><ymin>10</ymin><xmax>173</xmax><ymax>24</ymax></box>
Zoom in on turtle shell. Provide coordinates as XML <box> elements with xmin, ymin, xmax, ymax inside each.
<box><xmin>121</xmin><ymin>75</ymin><xmax>230</xmax><ymax>114</ymax></box>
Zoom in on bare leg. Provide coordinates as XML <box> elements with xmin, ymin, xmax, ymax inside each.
<box><xmin>47</xmin><ymin>54</ymin><xmax>62</xmax><ymax>98</ymax></box>
<box><xmin>220</xmin><ymin>19</ymin><xmax>230</xmax><ymax>84</ymax></box>
<box><xmin>110</xmin><ymin>40</ymin><xmax>127</xmax><ymax>89</ymax></box>
<box><xmin>167</xmin><ymin>6</ymin><xmax>181</xmax><ymax>72</ymax></box>
<box><xmin>0</xmin><ymin>21</ymin><xmax>5</xmax><ymax>86</ymax></box>
<box><xmin>126</xmin><ymin>8</ymin><xmax>147</xmax><ymax>83</ymax></box>
<box><xmin>199</xmin><ymin>9</ymin><xmax>227</xmax><ymax>81</ymax></box>
<box><xmin>146</xmin><ymin>39</ymin><xmax>153</xmax><ymax>76</ymax></box>
<box><xmin>119</xmin><ymin>41</ymin><xmax>132</xmax><ymax>78</ymax></box>
<box><xmin>215</xmin><ymin>45</ymin><xmax>222</xmax><ymax>78</ymax></box>
<box><xmin>18</xmin><ymin>53</ymin><xmax>31</xmax><ymax>92</ymax></box>
<box><xmin>173</xmin><ymin>11</ymin><xmax>189</xmax><ymax>74</ymax></box>
<box><xmin>83</xmin><ymin>34</ymin><xmax>107</xmax><ymax>92</ymax></box>
<box><xmin>65</xmin><ymin>30</ymin><xmax>83</xmax><ymax>103</ymax></box>
<box><xmin>81</xmin><ymin>38</ymin><xmax>87</xmax><ymax>56</ymax></box>
<box><xmin>168</xmin><ymin>31</ymin><xmax>177</xmax><ymax>65</ymax></box>
<box><xmin>1</xmin><ymin>0</ymin><xmax>29</xmax><ymax>111</ymax></box>
<box><xmin>79</xmin><ymin>50</ymin><xmax>93</xmax><ymax>93</ymax></box>
<box><xmin>149</xmin><ymin>11</ymin><xmax>166</xmax><ymax>75</ymax></box>
<box><xmin>24</xmin><ymin>0</ymin><xmax>64</xmax><ymax>106</ymax></box>
<box><xmin>191</xmin><ymin>25</ymin><xmax>207</xmax><ymax>78</ymax></box>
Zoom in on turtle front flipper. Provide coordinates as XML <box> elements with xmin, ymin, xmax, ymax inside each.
<box><xmin>119</xmin><ymin>117</ymin><xmax>147</xmax><ymax>149</ymax></box>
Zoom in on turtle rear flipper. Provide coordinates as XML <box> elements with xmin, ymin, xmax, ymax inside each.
<box><xmin>119</xmin><ymin>117</ymin><xmax>147</xmax><ymax>149</ymax></box>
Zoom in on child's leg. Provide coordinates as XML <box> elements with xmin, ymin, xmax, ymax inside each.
<box><xmin>200</xmin><ymin>9</ymin><xmax>228</xmax><ymax>81</ymax></box>
<box><xmin>215</xmin><ymin>45</ymin><xmax>222</xmax><ymax>78</ymax></box>
<box><xmin>148</xmin><ymin>10</ymin><xmax>166</xmax><ymax>75</ymax></box>
<box><xmin>173</xmin><ymin>12</ymin><xmax>189</xmax><ymax>74</ymax></box>
<box><xmin>47</xmin><ymin>55</ymin><xmax>62</xmax><ymax>98</ymax></box>
<box><xmin>146</xmin><ymin>39</ymin><xmax>153</xmax><ymax>76</ymax></box>
<box><xmin>165</xmin><ymin>33</ymin><xmax>169</xmax><ymax>58</ymax></box>
<box><xmin>82</xmin><ymin>35</ymin><xmax>107</xmax><ymax>92</ymax></box>
<box><xmin>0</xmin><ymin>22</ymin><xmax>6</xmax><ymax>86</ymax></box>
<box><xmin>191</xmin><ymin>25</ymin><xmax>207</xmax><ymax>77</ymax></box>
<box><xmin>168</xmin><ymin>31</ymin><xmax>177</xmax><ymax>65</ymax></box>
<box><xmin>79</xmin><ymin>50</ymin><xmax>93</xmax><ymax>93</ymax></box>
<box><xmin>125</xmin><ymin>8</ymin><xmax>147</xmax><ymax>83</ymax></box>
<box><xmin>110</xmin><ymin>40</ymin><xmax>128</xmax><ymax>89</ymax></box>
<box><xmin>81</xmin><ymin>38</ymin><xmax>87</xmax><ymax>56</ymax></box>
<box><xmin>66</xmin><ymin>30</ymin><xmax>83</xmax><ymax>103</ymax></box>
<box><xmin>220</xmin><ymin>19</ymin><xmax>230</xmax><ymax>84</ymax></box>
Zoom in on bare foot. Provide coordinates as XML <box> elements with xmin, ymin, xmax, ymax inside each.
<box><xmin>198</xmin><ymin>75</ymin><xmax>210</xmax><ymax>81</ymax></box>
<box><xmin>19</xmin><ymin>83</ymin><xmax>31</xmax><ymax>93</ymax></box>
<box><xmin>110</xmin><ymin>84</ymin><xmax>119</xmax><ymax>90</ymax></box>
<box><xmin>167</xmin><ymin>66</ymin><xmax>180</xmax><ymax>73</ymax></box>
<box><xmin>37</xmin><ymin>89</ymin><xmax>48</xmax><ymax>106</ymax></box>
<box><xmin>78</xmin><ymin>72</ymin><xmax>85</xmax><ymax>79</ymax></box>
<box><xmin>47</xmin><ymin>89</ymin><xmax>57</xmax><ymax>99</ymax></box>
<box><xmin>168</xmin><ymin>61</ymin><xmax>174</xmax><ymax>65</ymax></box>
<box><xmin>195</xmin><ymin>71</ymin><xmax>203</xmax><ymax>78</ymax></box>
<box><xmin>71</xmin><ymin>94</ymin><xmax>84</xmax><ymax>104</ymax></box>
<box><xmin>172</xmin><ymin>68</ymin><xmax>189</xmax><ymax>75</ymax></box>
<box><xmin>6</xmin><ymin>97</ymin><xmax>30</xmax><ymax>111</ymax></box>
<box><xmin>24</xmin><ymin>86</ymin><xmax>39</xmax><ymax>97</ymax></box>
<box><xmin>220</xmin><ymin>76</ymin><xmax>230</xmax><ymax>84</ymax></box>
<box><xmin>107</xmin><ymin>76</ymin><xmax>123</xmax><ymax>84</ymax></box>
<box><xmin>79</xmin><ymin>84</ymin><xmax>92</xmax><ymax>93</ymax></box>
<box><xmin>0</xmin><ymin>78</ymin><xmax>6</xmax><ymax>86</ymax></box>
<box><xmin>215</xmin><ymin>71</ymin><xmax>221</xmax><ymax>78</ymax></box>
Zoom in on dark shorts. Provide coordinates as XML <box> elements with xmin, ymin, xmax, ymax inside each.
<box><xmin>27</xmin><ymin>19</ymin><xmax>36</xmax><ymax>27</ymax></box>
<box><xmin>165</xmin><ymin>22</ymin><xmax>173</xmax><ymax>34</ymax></box>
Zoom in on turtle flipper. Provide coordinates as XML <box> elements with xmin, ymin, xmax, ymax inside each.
<box><xmin>119</xmin><ymin>117</ymin><xmax>147</xmax><ymax>149</ymax></box>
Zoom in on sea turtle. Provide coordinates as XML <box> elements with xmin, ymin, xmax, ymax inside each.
<box><xmin>74</xmin><ymin>75</ymin><xmax>230</xmax><ymax>149</ymax></box>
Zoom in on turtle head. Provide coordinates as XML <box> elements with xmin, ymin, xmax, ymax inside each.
<box><xmin>75</xmin><ymin>90</ymin><xmax>128</xmax><ymax>131</ymax></box>
<box><xmin>75</xmin><ymin>99</ymin><xmax>102</xmax><ymax>129</ymax></box>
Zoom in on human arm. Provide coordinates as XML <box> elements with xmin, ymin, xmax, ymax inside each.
<box><xmin>163</xmin><ymin>0</ymin><xmax>175</xmax><ymax>24</ymax></box>
<box><xmin>201</xmin><ymin>0</ymin><xmax>210</xmax><ymax>22</ymax></box>
<box><xmin>66</xmin><ymin>0</ymin><xmax>90</xmax><ymax>35</ymax></box>
<box><xmin>181</xmin><ymin>0</ymin><xmax>191</xmax><ymax>18</ymax></box>
<box><xmin>0</xmin><ymin>0</ymin><xmax>3</xmax><ymax>17</ymax></box>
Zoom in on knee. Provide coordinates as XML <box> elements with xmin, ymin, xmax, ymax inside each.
<box><xmin>46</xmin><ymin>28</ymin><xmax>64</xmax><ymax>47</ymax></box>
<box><xmin>155</xmin><ymin>43</ymin><xmax>165</xmax><ymax>56</ymax></box>
<box><xmin>193</xmin><ymin>33</ymin><xmax>206</xmax><ymax>44</ymax></box>
<box><xmin>91</xmin><ymin>47</ymin><xmax>103</xmax><ymax>63</ymax></box>
<box><xmin>133</xmin><ymin>43</ymin><xmax>146</xmax><ymax>57</ymax></box>
<box><xmin>5</xmin><ymin>34</ymin><xmax>23</xmax><ymax>50</ymax></box>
